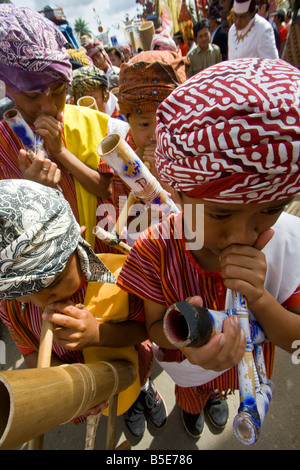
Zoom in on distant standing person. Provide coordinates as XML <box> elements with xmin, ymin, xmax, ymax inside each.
<box><xmin>187</xmin><ymin>19</ymin><xmax>221</xmax><ymax>78</ymax></box>
<box><xmin>228</xmin><ymin>0</ymin><xmax>279</xmax><ymax>60</ymax></box>
<box><xmin>173</xmin><ymin>32</ymin><xmax>188</xmax><ymax>56</ymax></box>
<box><xmin>207</xmin><ymin>2</ymin><xmax>228</xmax><ymax>61</ymax></box>
<box><xmin>107</xmin><ymin>47</ymin><xmax>124</xmax><ymax>68</ymax></box>
<box><xmin>84</xmin><ymin>39</ymin><xmax>120</xmax><ymax>89</ymax></box>
<box><xmin>257</xmin><ymin>1</ymin><xmax>280</xmax><ymax>54</ymax></box>
<box><xmin>272</xmin><ymin>8</ymin><xmax>289</xmax><ymax>57</ymax></box>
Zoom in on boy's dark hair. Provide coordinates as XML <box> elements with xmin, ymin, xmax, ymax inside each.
<box><xmin>107</xmin><ymin>47</ymin><xmax>124</xmax><ymax>62</ymax></box>
<box><xmin>194</xmin><ymin>19</ymin><xmax>210</xmax><ymax>37</ymax></box>
<box><xmin>275</xmin><ymin>9</ymin><xmax>286</xmax><ymax>22</ymax></box>
<box><xmin>173</xmin><ymin>31</ymin><xmax>184</xmax><ymax>44</ymax></box>
<box><xmin>249</xmin><ymin>0</ymin><xmax>257</xmax><ymax>14</ymax></box>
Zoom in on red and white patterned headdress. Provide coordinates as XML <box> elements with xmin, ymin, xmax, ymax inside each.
<box><xmin>155</xmin><ymin>58</ymin><xmax>300</xmax><ymax>203</ymax></box>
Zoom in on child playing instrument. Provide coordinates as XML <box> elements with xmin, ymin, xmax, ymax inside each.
<box><xmin>68</xmin><ymin>51</ymin><xmax>188</xmax><ymax>251</ymax></box>
<box><xmin>0</xmin><ymin>4</ymin><xmax>130</xmax><ymax>253</ymax></box>
<box><xmin>118</xmin><ymin>58</ymin><xmax>300</xmax><ymax>439</ymax></box>
<box><xmin>0</xmin><ymin>5</ymin><xmax>168</xmax><ymax>437</ymax></box>
<box><xmin>0</xmin><ymin>178</ymin><xmax>166</xmax><ymax>429</ymax></box>
<box><xmin>71</xmin><ymin>65</ymin><xmax>125</xmax><ymax>120</ymax></box>
<box><xmin>118</xmin><ymin>50</ymin><xmax>187</xmax><ymax>175</ymax></box>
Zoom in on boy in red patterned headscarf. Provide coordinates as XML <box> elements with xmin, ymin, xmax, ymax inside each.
<box><xmin>118</xmin><ymin>58</ymin><xmax>300</xmax><ymax>439</ymax></box>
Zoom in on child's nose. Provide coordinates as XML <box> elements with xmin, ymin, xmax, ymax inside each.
<box><xmin>226</xmin><ymin>217</ymin><xmax>258</xmax><ymax>247</ymax></box>
<box><xmin>39</xmin><ymin>96</ymin><xmax>57</xmax><ymax>115</ymax></box>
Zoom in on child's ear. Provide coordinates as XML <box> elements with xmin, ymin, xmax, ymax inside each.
<box><xmin>104</xmin><ymin>90</ymin><xmax>110</xmax><ymax>103</ymax></box>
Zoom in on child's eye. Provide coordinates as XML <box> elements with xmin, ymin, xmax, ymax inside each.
<box><xmin>47</xmin><ymin>276</ymin><xmax>64</xmax><ymax>290</ymax></box>
<box><xmin>50</xmin><ymin>85</ymin><xmax>66</xmax><ymax>97</ymax></box>
<box><xmin>262</xmin><ymin>207</ymin><xmax>285</xmax><ymax>216</ymax></box>
<box><xmin>24</xmin><ymin>92</ymin><xmax>40</xmax><ymax>100</ymax></box>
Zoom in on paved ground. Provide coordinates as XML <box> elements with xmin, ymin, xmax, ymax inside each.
<box><xmin>0</xmin><ymin>320</ymin><xmax>299</xmax><ymax>451</ymax></box>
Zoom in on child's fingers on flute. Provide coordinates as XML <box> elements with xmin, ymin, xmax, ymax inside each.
<box><xmin>184</xmin><ymin>295</ymin><xmax>204</xmax><ymax>308</ymax></box>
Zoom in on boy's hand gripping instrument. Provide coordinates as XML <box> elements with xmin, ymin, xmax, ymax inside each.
<box><xmin>163</xmin><ymin>291</ymin><xmax>273</xmax><ymax>446</ymax></box>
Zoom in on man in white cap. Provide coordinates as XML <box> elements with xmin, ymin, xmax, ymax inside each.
<box><xmin>228</xmin><ymin>0</ymin><xmax>279</xmax><ymax>59</ymax></box>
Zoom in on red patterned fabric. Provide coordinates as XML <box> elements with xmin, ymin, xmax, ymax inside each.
<box><xmin>155</xmin><ymin>58</ymin><xmax>300</xmax><ymax>203</ymax></box>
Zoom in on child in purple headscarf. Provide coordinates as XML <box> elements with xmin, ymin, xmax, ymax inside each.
<box><xmin>0</xmin><ymin>4</ymin><xmax>121</xmax><ymax>250</ymax></box>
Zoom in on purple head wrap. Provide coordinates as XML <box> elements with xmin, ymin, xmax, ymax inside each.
<box><xmin>0</xmin><ymin>4</ymin><xmax>72</xmax><ymax>95</ymax></box>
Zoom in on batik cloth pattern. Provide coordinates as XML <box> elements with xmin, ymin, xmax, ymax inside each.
<box><xmin>118</xmin><ymin>50</ymin><xmax>187</xmax><ymax>116</ymax></box>
<box><xmin>0</xmin><ymin>4</ymin><xmax>72</xmax><ymax>94</ymax></box>
<box><xmin>155</xmin><ymin>58</ymin><xmax>300</xmax><ymax>203</ymax></box>
<box><xmin>71</xmin><ymin>65</ymin><xmax>108</xmax><ymax>103</ymax></box>
<box><xmin>0</xmin><ymin>180</ymin><xmax>115</xmax><ymax>300</ymax></box>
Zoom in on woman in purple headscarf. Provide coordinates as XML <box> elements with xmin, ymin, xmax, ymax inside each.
<box><xmin>0</xmin><ymin>4</ymin><xmax>121</xmax><ymax>251</ymax></box>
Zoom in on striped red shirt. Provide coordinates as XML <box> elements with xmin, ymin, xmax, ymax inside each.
<box><xmin>118</xmin><ymin>212</ymin><xmax>297</xmax><ymax>413</ymax></box>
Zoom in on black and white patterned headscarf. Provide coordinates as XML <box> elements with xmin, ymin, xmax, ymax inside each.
<box><xmin>0</xmin><ymin>180</ymin><xmax>116</xmax><ymax>300</ymax></box>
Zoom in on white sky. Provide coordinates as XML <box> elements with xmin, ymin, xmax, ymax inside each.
<box><xmin>12</xmin><ymin>0</ymin><xmax>143</xmax><ymax>44</ymax></box>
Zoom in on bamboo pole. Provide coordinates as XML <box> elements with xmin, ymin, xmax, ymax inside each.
<box><xmin>28</xmin><ymin>319</ymin><xmax>54</xmax><ymax>450</ymax></box>
<box><xmin>105</xmin><ymin>394</ymin><xmax>118</xmax><ymax>450</ymax></box>
<box><xmin>113</xmin><ymin>191</ymin><xmax>137</xmax><ymax>238</ymax></box>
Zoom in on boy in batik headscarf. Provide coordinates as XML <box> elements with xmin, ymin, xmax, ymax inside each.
<box><xmin>118</xmin><ymin>50</ymin><xmax>187</xmax><ymax>196</ymax></box>
<box><xmin>118</xmin><ymin>58</ymin><xmax>300</xmax><ymax>439</ymax></box>
<box><xmin>84</xmin><ymin>39</ymin><xmax>120</xmax><ymax>90</ymax></box>
<box><xmin>0</xmin><ymin>5</ymin><xmax>166</xmax><ymax>435</ymax></box>
<box><xmin>71</xmin><ymin>66</ymin><xmax>109</xmax><ymax>112</ymax></box>
<box><xmin>71</xmin><ymin>65</ymin><xmax>124</xmax><ymax>120</ymax></box>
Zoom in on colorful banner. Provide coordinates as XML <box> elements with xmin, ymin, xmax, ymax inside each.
<box><xmin>160</xmin><ymin>1</ymin><xmax>173</xmax><ymax>33</ymax></box>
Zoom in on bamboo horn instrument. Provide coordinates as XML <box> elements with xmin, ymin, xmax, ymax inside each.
<box><xmin>92</xmin><ymin>226</ymin><xmax>131</xmax><ymax>254</ymax></box>
<box><xmin>231</xmin><ymin>291</ymin><xmax>273</xmax><ymax>445</ymax></box>
<box><xmin>92</xmin><ymin>190</ymin><xmax>135</xmax><ymax>254</ymax></box>
<box><xmin>77</xmin><ymin>95</ymin><xmax>98</xmax><ymax>110</ymax></box>
<box><xmin>0</xmin><ymin>360</ymin><xmax>136</xmax><ymax>450</ymax></box>
<box><xmin>97</xmin><ymin>133</ymin><xmax>180</xmax><ymax>218</ymax></box>
<box><xmin>138</xmin><ymin>20</ymin><xmax>155</xmax><ymax>51</ymax></box>
<box><xmin>163</xmin><ymin>293</ymin><xmax>273</xmax><ymax>446</ymax></box>
<box><xmin>113</xmin><ymin>191</ymin><xmax>137</xmax><ymax>238</ymax></box>
<box><xmin>3</xmin><ymin>109</ymin><xmax>62</xmax><ymax>193</ymax></box>
<box><xmin>3</xmin><ymin>109</ymin><xmax>49</xmax><ymax>160</ymax></box>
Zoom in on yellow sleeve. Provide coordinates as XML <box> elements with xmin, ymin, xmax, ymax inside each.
<box><xmin>63</xmin><ymin>105</ymin><xmax>109</xmax><ymax>248</ymax></box>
